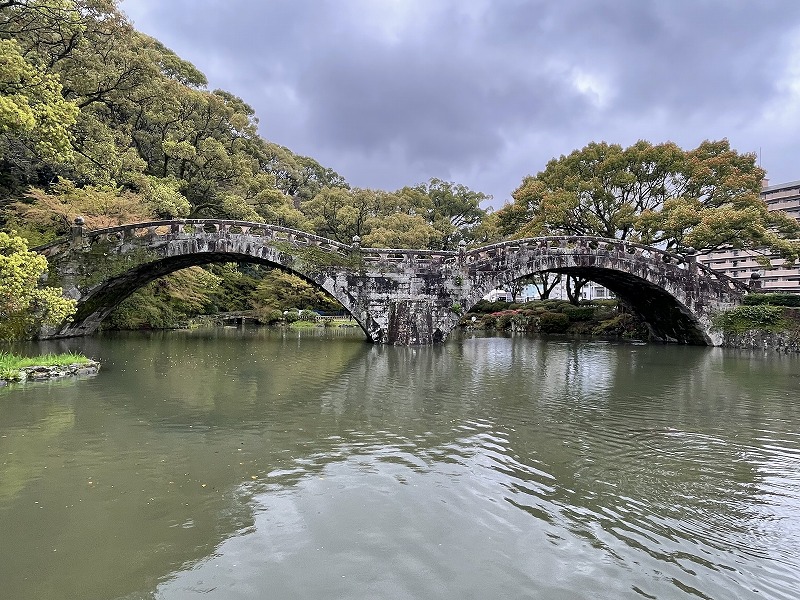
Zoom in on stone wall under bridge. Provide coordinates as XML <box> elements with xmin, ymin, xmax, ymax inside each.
<box><xmin>35</xmin><ymin>219</ymin><xmax>749</xmax><ymax>346</ymax></box>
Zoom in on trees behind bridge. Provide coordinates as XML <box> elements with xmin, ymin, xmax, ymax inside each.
<box><xmin>493</xmin><ymin>139</ymin><xmax>800</xmax><ymax>261</ymax></box>
<box><xmin>490</xmin><ymin>139</ymin><xmax>800</xmax><ymax>302</ymax></box>
<box><xmin>0</xmin><ymin>1</ymin><xmax>490</xmax><ymax>249</ymax></box>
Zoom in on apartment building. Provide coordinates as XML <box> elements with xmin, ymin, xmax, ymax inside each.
<box><xmin>697</xmin><ymin>180</ymin><xmax>800</xmax><ymax>292</ymax></box>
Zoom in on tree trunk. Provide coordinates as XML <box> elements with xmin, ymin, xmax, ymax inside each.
<box><xmin>538</xmin><ymin>272</ymin><xmax>561</xmax><ymax>299</ymax></box>
<box><xmin>566</xmin><ymin>275</ymin><xmax>589</xmax><ymax>305</ymax></box>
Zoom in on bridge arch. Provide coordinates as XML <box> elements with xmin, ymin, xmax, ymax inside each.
<box><xmin>37</xmin><ymin>220</ymin><xmax>375</xmax><ymax>339</ymax></box>
<box><xmin>459</xmin><ymin>237</ymin><xmax>747</xmax><ymax>345</ymax></box>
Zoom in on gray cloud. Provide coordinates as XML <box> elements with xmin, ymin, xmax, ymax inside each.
<box><xmin>121</xmin><ymin>0</ymin><xmax>800</xmax><ymax>203</ymax></box>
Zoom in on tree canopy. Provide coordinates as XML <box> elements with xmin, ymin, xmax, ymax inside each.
<box><xmin>496</xmin><ymin>139</ymin><xmax>800</xmax><ymax>261</ymax></box>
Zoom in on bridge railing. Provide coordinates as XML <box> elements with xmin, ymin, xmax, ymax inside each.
<box><xmin>34</xmin><ymin>219</ymin><xmax>462</xmax><ymax>267</ymax></box>
<box><xmin>33</xmin><ymin>221</ymin><xmax>749</xmax><ymax>293</ymax></box>
<box><xmin>34</xmin><ymin>219</ymin><xmax>356</xmax><ymax>257</ymax></box>
<box><xmin>356</xmin><ymin>247</ymin><xmax>457</xmax><ymax>268</ymax></box>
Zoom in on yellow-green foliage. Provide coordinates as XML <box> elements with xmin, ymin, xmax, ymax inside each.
<box><xmin>0</xmin><ymin>232</ymin><xmax>76</xmax><ymax>340</ymax></box>
<box><xmin>139</xmin><ymin>176</ymin><xmax>191</xmax><ymax>218</ymax></box>
<box><xmin>0</xmin><ymin>38</ymin><xmax>78</xmax><ymax>164</ymax></box>
<box><xmin>250</xmin><ymin>270</ymin><xmax>339</xmax><ymax>314</ymax></box>
<box><xmin>7</xmin><ymin>182</ymin><xmax>155</xmax><ymax>246</ymax></box>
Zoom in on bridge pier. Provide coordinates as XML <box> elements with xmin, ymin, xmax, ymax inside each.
<box><xmin>385</xmin><ymin>299</ymin><xmax>445</xmax><ymax>345</ymax></box>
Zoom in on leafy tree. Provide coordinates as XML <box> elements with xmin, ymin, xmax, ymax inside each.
<box><xmin>499</xmin><ymin>139</ymin><xmax>800</xmax><ymax>261</ymax></box>
<box><xmin>0</xmin><ymin>231</ymin><xmax>75</xmax><ymax>340</ymax></box>
<box><xmin>301</xmin><ymin>186</ymin><xmax>368</xmax><ymax>243</ymax></box>
<box><xmin>107</xmin><ymin>266</ymin><xmax>220</xmax><ymax>330</ymax></box>
<box><xmin>0</xmin><ymin>38</ymin><xmax>78</xmax><ymax>194</ymax></box>
<box><xmin>415</xmin><ymin>178</ymin><xmax>489</xmax><ymax>249</ymax></box>
<box><xmin>5</xmin><ymin>181</ymin><xmax>153</xmax><ymax>244</ymax></box>
<box><xmin>301</xmin><ymin>186</ymin><xmax>397</xmax><ymax>244</ymax></box>
<box><xmin>262</xmin><ymin>142</ymin><xmax>349</xmax><ymax>201</ymax></box>
<box><xmin>565</xmin><ymin>275</ymin><xmax>589</xmax><ymax>305</ymax></box>
<box><xmin>137</xmin><ymin>176</ymin><xmax>190</xmax><ymax>219</ymax></box>
<box><xmin>524</xmin><ymin>272</ymin><xmax>562</xmax><ymax>300</ymax></box>
<box><xmin>362</xmin><ymin>212</ymin><xmax>440</xmax><ymax>249</ymax></box>
<box><xmin>300</xmin><ymin>179</ymin><xmax>488</xmax><ymax>250</ymax></box>
<box><xmin>207</xmin><ymin>263</ymin><xmax>262</xmax><ymax>312</ymax></box>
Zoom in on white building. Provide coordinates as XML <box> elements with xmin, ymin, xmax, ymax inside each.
<box><xmin>483</xmin><ymin>280</ymin><xmax>611</xmax><ymax>303</ymax></box>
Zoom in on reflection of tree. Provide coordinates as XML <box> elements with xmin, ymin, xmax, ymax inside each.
<box><xmin>0</xmin><ymin>404</ymin><xmax>74</xmax><ymax>504</ymax></box>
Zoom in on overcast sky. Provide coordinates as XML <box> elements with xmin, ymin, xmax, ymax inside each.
<box><xmin>120</xmin><ymin>0</ymin><xmax>800</xmax><ymax>207</ymax></box>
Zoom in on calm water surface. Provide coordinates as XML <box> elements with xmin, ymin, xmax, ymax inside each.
<box><xmin>1</xmin><ymin>328</ymin><xmax>799</xmax><ymax>599</ymax></box>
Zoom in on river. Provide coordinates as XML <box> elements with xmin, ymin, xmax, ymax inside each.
<box><xmin>1</xmin><ymin>327</ymin><xmax>799</xmax><ymax>599</ymax></box>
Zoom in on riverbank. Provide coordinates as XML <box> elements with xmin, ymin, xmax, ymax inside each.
<box><xmin>460</xmin><ymin>299</ymin><xmax>649</xmax><ymax>340</ymax></box>
<box><xmin>720</xmin><ymin>330</ymin><xmax>800</xmax><ymax>353</ymax></box>
<box><xmin>0</xmin><ymin>352</ymin><xmax>100</xmax><ymax>385</ymax></box>
<box><xmin>712</xmin><ymin>301</ymin><xmax>800</xmax><ymax>353</ymax></box>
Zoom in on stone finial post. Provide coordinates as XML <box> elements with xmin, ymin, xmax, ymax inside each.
<box><xmin>685</xmin><ymin>247</ymin><xmax>697</xmax><ymax>270</ymax></box>
<box><xmin>749</xmin><ymin>272</ymin><xmax>762</xmax><ymax>290</ymax></box>
<box><xmin>351</xmin><ymin>235</ymin><xmax>361</xmax><ymax>250</ymax></box>
<box><xmin>458</xmin><ymin>239</ymin><xmax>466</xmax><ymax>263</ymax></box>
<box><xmin>70</xmin><ymin>216</ymin><xmax>85</xmax><ymax>248</ymax></box>
<box><xmin>683</xmin><ymin>247</ymin><xmax>698</xmax><ymax>294</ymax></box>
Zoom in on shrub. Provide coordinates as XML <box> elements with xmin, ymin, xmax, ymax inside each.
<box><xmin>471</xmin><ymin>299</ymin><xmax>511</xmax><ymax>313</ymax></box>
<box><xmin>256</xmin><ymin>309</ymin><xmax>284</xmax><ymax>324</ymax></box>
<box><xmin>495</xmin><ymin>311</ymin><xmax>516</xmax><ymax>329</ymax></box>
<box><xmin>564</xmin><ymin>306</ymin><xmax>595</xmax><ymax>321</ymax></box>
<box><xmin>592</xmin><ymin>313</ymin><xmax>647</xmax><ymax>338</ymax></box>
<box><xmin>538</xmin><ymin>311</ymin><xmax>569</xmax><ymax>333</ymax></box>
<box><xmin>742</xmin><ymin>293</ymin><xmax>800</xmax><ymax>307</ymax></box>
<box><xmin>479</xmin><ymin>314</ymin><xmax>497</xmax><ymax>329</ymax></box>
<box><xmin>711</xmin><ymin>305</ymin><xmax>787</xmax><ymax>333</ymax></box>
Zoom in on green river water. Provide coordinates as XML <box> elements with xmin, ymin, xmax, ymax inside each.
<box><xmin>1</xmin><ymin>327</ymin><xmax>799</xmax><ymax>599</ymax></box>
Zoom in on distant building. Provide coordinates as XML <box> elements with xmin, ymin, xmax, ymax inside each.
<box><xmin>483</xmin><ymin>280</ymin><xmax>611</xmax><ymax>303</ymax></box>
<box><xmin>697</xmin><ymin>179</ymin><xmax>800</xmax><ymax>292</ymax></box>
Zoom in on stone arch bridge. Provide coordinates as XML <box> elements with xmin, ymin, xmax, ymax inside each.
<box><xmin>34</xmin><ymin>219</ymin><xmax>749</xmax><ymax>345</ymax></box>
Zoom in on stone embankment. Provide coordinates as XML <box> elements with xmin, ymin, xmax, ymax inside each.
<box><xmin>721</xmin><ymin>332</ymin><xmax>800</xmax><ymax>353</ymax></box>
<box><xmin>1</xmin><ymin>360</ymin><xmax>100</xmax><ymax>385</ymax></box>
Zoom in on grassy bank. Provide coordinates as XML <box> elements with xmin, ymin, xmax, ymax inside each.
<box><xmin>0</xmin><ymin>352</ymin><xmax>94</xmax><ymax>382</ymax></box>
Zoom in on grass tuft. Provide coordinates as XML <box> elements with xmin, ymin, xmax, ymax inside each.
<box><xmin>0</xmin><ymin>351</ymin><xmax>92</xmax><ymax>380</ymax></box>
